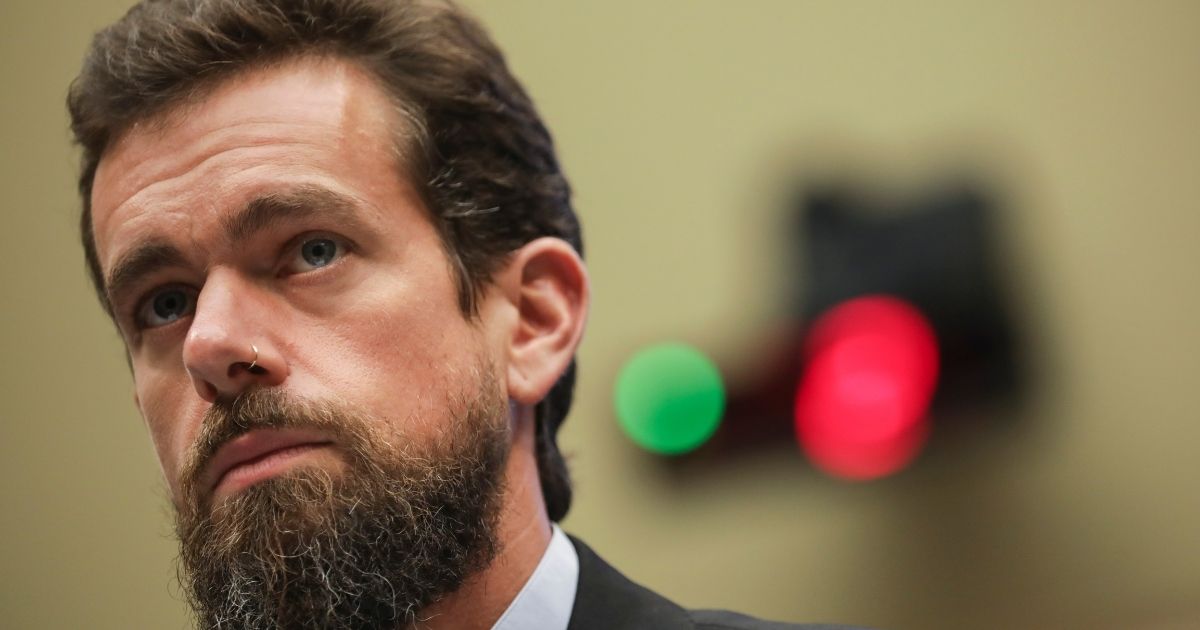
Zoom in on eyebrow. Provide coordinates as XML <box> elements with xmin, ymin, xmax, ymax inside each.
<box><xmin>104</xmin><ymin>185</ymin><xmax>368</xmax><ymax>309</ymax></box>
<box><xmin>222</xmin><ymin>185</ymin><xmax>364</xmax><ymax>243</ymax></box>
<box><xmin>105</xmin><ymin>241</ymin><xmax>189</xmax><ymax>309</ymax></box>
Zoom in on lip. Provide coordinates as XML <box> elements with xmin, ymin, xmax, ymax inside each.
<box><xmin>203</xmin><ymin>428</ymin><xmax>335</xmax><ymax>499</ymax></box>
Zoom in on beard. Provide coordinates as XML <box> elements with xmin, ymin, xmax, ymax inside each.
<box><xmin>174</xmin><ymin>361</ymin><xmax>510</xmax><ymax>630</ymax></box>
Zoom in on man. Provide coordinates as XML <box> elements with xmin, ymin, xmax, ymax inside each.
<box><xmin>69</xmin><ymin>1</ymin><xmax>861</xmax><ymax>628</ymax></box>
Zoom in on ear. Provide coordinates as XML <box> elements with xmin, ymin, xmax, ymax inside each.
<box><xmin>501</xmin><ymin>237</ymin><xmax>589</xmax><ymax>407</ymax></box>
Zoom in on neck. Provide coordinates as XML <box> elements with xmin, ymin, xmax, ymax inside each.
<box><xmin>415</xmin><ymin>407</ymin><xmax>552</xmax><ymax>630</ymax></box>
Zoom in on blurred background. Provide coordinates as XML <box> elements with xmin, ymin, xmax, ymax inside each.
<box><xmin>2</xmin><ymin>1</ymin><xmax>1198</xmax><ymax>628</ymax></box>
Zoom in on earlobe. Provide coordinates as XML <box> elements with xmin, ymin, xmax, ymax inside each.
<box><xmin>504</xmin><ymin>237</ymin><xmax>588</xmax><ymax>407</ymax></box>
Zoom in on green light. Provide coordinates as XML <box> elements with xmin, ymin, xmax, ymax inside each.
<box><xmin>614</xmin><ymin>343</ymin><xmax>726</xmax><ymax>455</ymax></box>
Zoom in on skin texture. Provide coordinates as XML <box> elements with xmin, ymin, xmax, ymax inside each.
<box><xmin>90</xmin><ymin>56</ymin><xmax>588</xmax><ymax>630</ymax></box>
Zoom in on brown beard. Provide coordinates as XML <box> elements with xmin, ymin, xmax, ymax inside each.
<box><xmin>174</xmin><ymin>364</ymin><xmax>510</xmax><ymax>629</ymax></box>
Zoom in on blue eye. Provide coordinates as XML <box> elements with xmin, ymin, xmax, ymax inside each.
<box><xmin>299</xmin><ymin>237</ymin><xmax>340</xmax><ymax>269</ymax></box>
<box><xmin>138</xmin><ymin>286</ymin><xmax>196</xmax><ymax>328</ymax></box>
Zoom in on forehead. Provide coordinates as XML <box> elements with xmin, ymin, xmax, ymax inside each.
<box><xmin>90</xmin><ymin>57</ymin><xmax>404</xmax><ymax>273</ymax></box>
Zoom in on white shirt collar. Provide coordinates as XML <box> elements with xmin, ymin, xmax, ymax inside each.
<box><xmin>490</xmin><ymin>524</ymin><xmax>579</xmax><ymax>630</ymax></box>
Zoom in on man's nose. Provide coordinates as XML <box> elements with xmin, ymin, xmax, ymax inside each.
<box><xmin>182</xmin><ymin>271</ymin><xmax>287</xmax><ymax>402</ymax></box>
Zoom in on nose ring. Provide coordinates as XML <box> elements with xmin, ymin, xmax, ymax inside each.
<box><xmin>247</xmin><ymin>344</ymin><xmax>259</xmax><ymax>371</ymax></box>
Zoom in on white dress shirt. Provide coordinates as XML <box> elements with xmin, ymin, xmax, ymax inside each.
<box><xmin>490</xmin><ymin>524</ymin><xmax>579</xmax><ymax>630</ymax></box>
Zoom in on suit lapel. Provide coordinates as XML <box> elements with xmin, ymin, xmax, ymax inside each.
<box><xmin>566</xmin><ymin>536</ymin><xmax>693</xmax><ymax>630</ymax></box>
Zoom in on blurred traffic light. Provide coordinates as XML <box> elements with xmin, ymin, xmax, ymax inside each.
<box><xmin>614</xmin><ymin>178</ymin><xmax>1023</xmax><ymax>481</ymax></box>
<box><xmin>795</xmin><ymin>296</ymin><xmax>938</xmax><ymax>479</ymax></box>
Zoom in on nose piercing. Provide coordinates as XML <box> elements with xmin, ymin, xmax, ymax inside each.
<box><xmin>247</xmin><ymin>344</ymin><xmax>259</xmax><ymax>371</ymax></box>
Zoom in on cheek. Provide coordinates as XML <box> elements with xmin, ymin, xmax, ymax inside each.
<box><xmin>134</xmin><ymin>366</ymin><xmax>203</xmax><ymax>491</ymax></box>
<box><xmin>299</xmin><ymin>274</ymin><xmax>480</xmax><ymax>434</ymax></box>
<box><xmin>349</xmin><ymin>307</ymin><xmax>467</xmax><ymax>395</ymax></box>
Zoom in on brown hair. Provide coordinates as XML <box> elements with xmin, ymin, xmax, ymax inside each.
<box><xmin>68</xmin><ymin>0</ymin><xmax>579</xmax><ymax>521</ymax></box>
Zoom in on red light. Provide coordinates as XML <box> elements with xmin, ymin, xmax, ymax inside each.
<box><xmin>795</xmin><ymin>296</ymin><xmax>939</xmax><ymax>480</ymax></box>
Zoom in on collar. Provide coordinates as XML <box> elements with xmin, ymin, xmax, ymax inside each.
<box><xmin>491</xmin><ymin>524</ymin><xmax>579</xmax><ymax>630</ymax></box>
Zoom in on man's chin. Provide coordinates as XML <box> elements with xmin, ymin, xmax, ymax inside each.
<box><xmin>172</xmin><ymin>363</ymin><xmax>510</xmax><ymax>629</ymax></box>
<box><xmin>178</xmin><ymin>455</ymin><xmax>504</xmax><ymax>630</ymax></box>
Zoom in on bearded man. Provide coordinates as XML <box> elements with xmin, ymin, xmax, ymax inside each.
<box><xmin>69</xmin><ymin>1</ymin><xmax>862</xmax><ymax>628</ymax></box>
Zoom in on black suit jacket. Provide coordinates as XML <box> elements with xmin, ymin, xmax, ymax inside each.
<box><xmin>565</xmin><ymin>536</ymin><xmax>870</xmax><ymax>630</ymax></box>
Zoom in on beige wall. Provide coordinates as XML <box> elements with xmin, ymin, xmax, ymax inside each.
<box><xmin>2</xmin><ymin>2</ymin><xmax>1197</xmax><ymax>628</ymax></box>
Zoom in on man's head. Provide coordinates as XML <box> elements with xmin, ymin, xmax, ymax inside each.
<box><xmin>69</xmin><ymin>0</ymin><xmax>587</xmax><ymax>626</ymax></box>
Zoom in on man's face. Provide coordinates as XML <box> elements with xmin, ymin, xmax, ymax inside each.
<box><xmin>89</xmin><ymin>57</ymin><xmax>521</xmax><ymax>625</ymax></box>
<box><xmin>90</xmin><ymin>57</ymin><xmax>512</xmax><ymax>504</ymax></box>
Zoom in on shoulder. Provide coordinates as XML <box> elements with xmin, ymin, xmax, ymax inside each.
<box><xmin>567</xmin><ymin>535</ymin><xmax>693</xmax><ymax>630</ymax></box>
<box><xmin>566</xmin><ymin>534</ymin><xmax>872</xmax><ymax>630</ymax></box>
<box><xmin>690</xmin><ymin>609</ymin><xmax>872</xmax><ymax>630</ymax></box>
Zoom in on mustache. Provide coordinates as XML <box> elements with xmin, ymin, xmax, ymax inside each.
<box><xmin>179</xmin><ymin>389</ymin><xmax>364</xmax><ymax>508</ymax></box>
